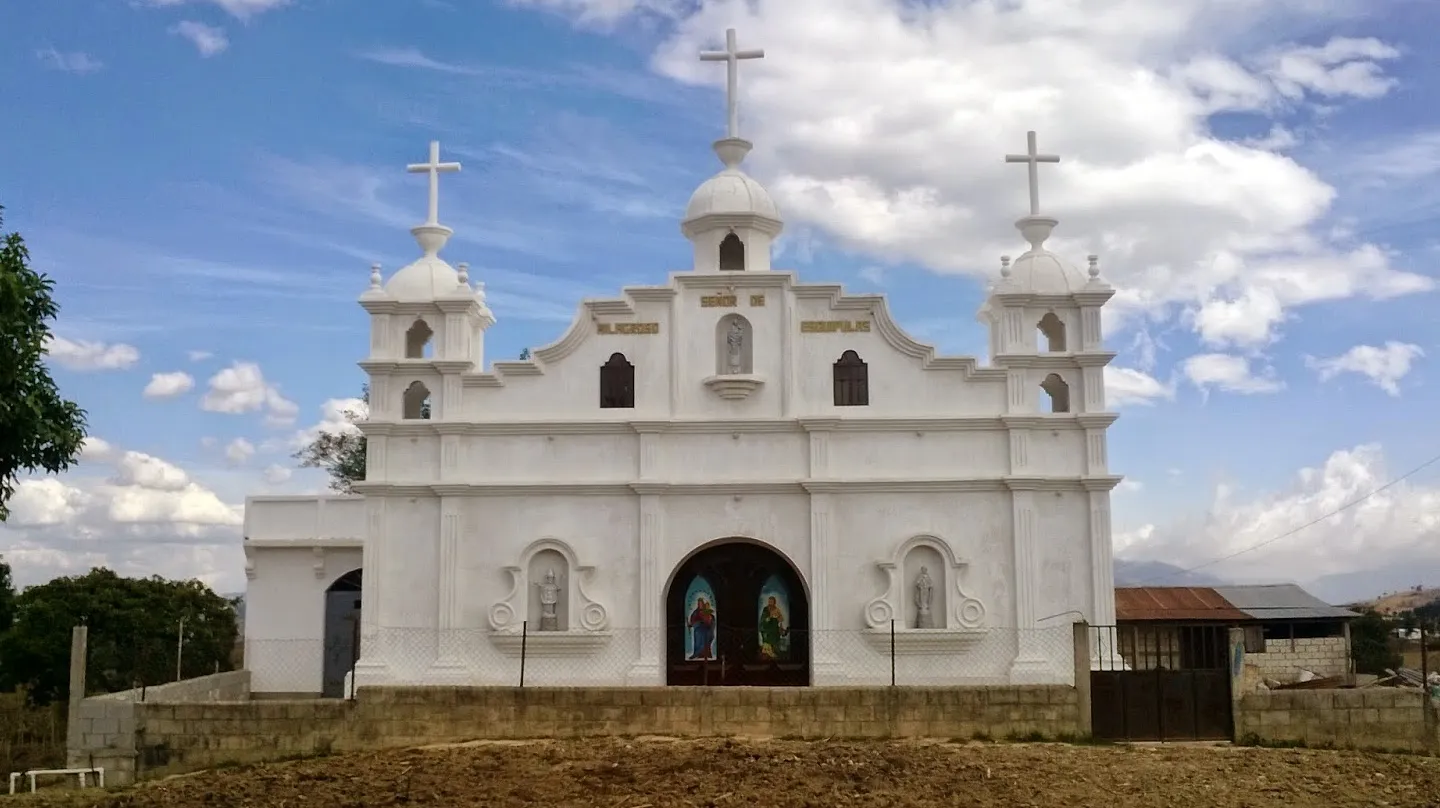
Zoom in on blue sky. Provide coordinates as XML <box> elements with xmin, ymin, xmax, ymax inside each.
<box><xmin>2</xmin><ymin>0</ymin><xmax>1438</xmax><ymax>601</ymax></box>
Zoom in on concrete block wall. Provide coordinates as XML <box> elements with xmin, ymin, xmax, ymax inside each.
<box><xmin>66</xmin><ymin>671</ymin><xmax>251</xmax><ymax>784</ymax></box>
<box><xmin>130</xmin><ymin>685</ymin><xmax>1081</xmax><ymax>780</ymax></box>
<box><xmin>1236</xmin><ymin>688</ymin><xmax>1439</xmax><ymax>753</ymax></box>
<box><xmin>1249</xmin><ymin>637</ymin><xmax>1350</xmax><ymax>682</ymax></box>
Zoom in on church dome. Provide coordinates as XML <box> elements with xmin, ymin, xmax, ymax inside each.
<box><xmin>381</xmin><ymin>223</ymin><xmax>460</xmax><ymax>301</ymax></box>
<box><xmin>684</xmin><ymin>168</ymin><xmax>780</xmax><ymax>221</ymax></box>
<box><xmin>383</xmin><ymin>254</ymin><xmax>460</xmax><ymax>300</ymax></box>
<box><xmin>1006</xmin><ymin>248</ymin><xmax>1088</xmax><ymax>295</ymax></box>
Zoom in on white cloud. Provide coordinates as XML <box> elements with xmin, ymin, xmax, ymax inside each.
<box><xmin>45</xmin><ymin>336</ymin><xmax>140</xmax><ymax>371</ymax></box>
<box><xmin>521</xmin><ymin>0</ymin><xmax>1429</xmax><ymax>359</ymax></box>
<box><xmin>508</xmin><ymin>0</ymin><xmax>681</xmax><ymax>26</ymax></box>
<box><xmin>143</xmin><ymin>371</ymin><xmax>196</xmax><ymax>400</ymax></box>
<box><xmin>168</xmin><ymin>21</ymin><xmax>229</xmax><ymax>57</ymax></box>
<box><xmin>201</xmin><ymin>361</ymin><xmax>299</xmax><ymax>426</ymax></box>
<box><xmin>187</xmin><ymin>350</ymin><xmax>214</xmax><ymax>362</ymax></box>
<box><xmin>145</xmin><ymin>0</ymin><xmax>289</xmax><ymax>20</ymax></box>
<box><xmin>286</xmin><ymin>397</ymin><xmax>367</xmax><ymax>450</ymax></box>
<box><xmin>1105</xmin><ymin>366</ymin><xmax>1176</xmax><ymax>407</ymax></box>
<box><xmin>1182</xmin><ymin>352</ymin><xmax>1283</xmax><ymax>396</ymax></box>
<box><xmin>1306</xmin><ymin>341</ymin><xmax>1424</xmax><ymax>397</ymax></box>
<box><xmin>224</xmin><ymin>438</ymin><xmax>255</xmax><ymax>467</ymax></box>
<box><xmin>261</xmin><ymin>464</ymin><xmax>292</xmax><ymax>485</ymax></box>
<box><xmin>1117</xmin><ymin>444</ymin><xmax>1440</xmax><ymax>586</ymax></box>
<box><xmin>35</xmin><ymin>47</ymin><xmax>103</xmax><ymax>74</ymax></box>
<box><xmin>0</xmin><ymin>442</ymin><xmax>245</xmax><ymax>591</ymax></box>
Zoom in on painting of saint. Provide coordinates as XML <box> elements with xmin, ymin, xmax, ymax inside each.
<box><xmin>757</xmin><ymin>575</ymin><xmax>790</xmax><ymax>661</ymax></box>
<box><xmin>684</xmin><ymin>575</ymin><xmax>718</xmax><ymax>660</ymax></box>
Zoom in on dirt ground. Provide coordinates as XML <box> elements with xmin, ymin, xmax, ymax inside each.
<box><xmin>20</xmin><ymin>737</ymin><xmax>1440</xmax><ymax>808</ymax></box>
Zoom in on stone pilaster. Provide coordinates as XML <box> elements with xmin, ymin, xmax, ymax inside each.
<box><xmin>809</xmin><ymin>492</ymin><xmax>842</xmax><ymax>682</ymax></box>
<box><xmin>628</xmin><ymin>493</ymin><xmax>664</xmax><ymax>683</ymax></box>
<box><xmin>434</xmin><ymin>499</ymin><xmax>463</xmax><ymax>667</ymax></box>
<box><xmin>1009</xmin><ymin>490</ymin><xmax>1050</xmax><ymax>682</ymax></box>
<box><xmin>1089</xmin><ymin>491</ymin><xmax>1116</xmax><ymax>626</ymax></box>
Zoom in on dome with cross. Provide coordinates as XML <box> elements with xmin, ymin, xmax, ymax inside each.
<box><xmin>682</xmin><ymin>138</ymin><xmax>781</xmax><ymax>225</ymax></box>
<box><xmin>1002</xmin><ymin>217</ymin><xmax>1089</xmax><ymax>295</ymax></box>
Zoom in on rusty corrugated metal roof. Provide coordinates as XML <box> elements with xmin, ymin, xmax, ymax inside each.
<box><xmin>1114</xmin><ymin>586</ymin><xmax>1252</xmax><ymax>622</ymax></box>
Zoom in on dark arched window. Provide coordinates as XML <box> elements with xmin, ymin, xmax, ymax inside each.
<box><xmin>719</xmin><ymin>232</ymin><xmax>746</xmax><ymax>271</ymax></box>
<box><xmin>833</xmin><ymin>350</ymin><xmax>869</xmax><ymax>407</ymax></box>
<box><xmin>600</xmin><ymin>353</ymin><xmax>635</xmax><ymax>409</ymax></box>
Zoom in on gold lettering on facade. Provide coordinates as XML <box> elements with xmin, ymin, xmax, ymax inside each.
<box><xmin>700</xmin><ymin>294</ymin><xmax>738</xmax><ymax>308</ymax></box>
<box><xmin>749</xmin><ymin>294</ymin><xmax>766</xmax><ymax>307</ymax></box>
<box><xmin>800</xmin><ymin>320</ymin><xmax>873</xmax><ymax>333</ymax></box>
<box><xmin>597</xmin><ymin>322</ymin><xmax>661</xmax><ymax>335</ymax></box>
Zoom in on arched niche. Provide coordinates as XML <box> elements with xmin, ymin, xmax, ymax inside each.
<box><xmin>1040</xmin><ymin>372</ymin><xmax>1070</xmax><ymax>414</ymax></box>
<box><xmin>1036</xmin><ymin>312</ymin><xmax>1066</xmax><ymax>352</ymax></box>
<box><xmin>488</xmin><ymin>538</ymin><xmax>610</xmax><ymax>656</ymax></box>
<box><xmin>526</xmin><ymin>548</ymin><xmax>569</xmax><ymax>632</ymax></box>
<box><xmin>322</xmin><ymin>568</ymin><xmax>362</xmax><ymax>698</ymax></box>
<box><xmin>715</xmin><ymin>314</ymin><xmax>754</xmax><ymax>375</ymax></box>
<box><xmin>404</xmin><ymin>318</ymin><xmax>434</xmax><ymax>359</ymax></box>
<box><xmin>718</xmin><ymin>231</ymin><xmax>746</xmax><ymax>271</ymax></box>
<box><xmin>402</xmin><ymin>380</ymin><xmax>432</xmax><ymax>419</ymax></box>
<box><xmin>862</xmin><ymin>535</ymin><xmax>987</xmax><ymax>654</ymax></box>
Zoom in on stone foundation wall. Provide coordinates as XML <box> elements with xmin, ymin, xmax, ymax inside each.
<box><xmin>131</xmin><ymin>685</ymin><xmax>1080</xmax><ymax>780</ymax></box>
<box><xmin>66</xmin><ymin>671</ymin><xmax>251</xmax><ymax>784</ymax></box>
<box><xmin>1236</xmin><ymin>688</ymin><xmax>1439</xmax><ymax>753</ymax></box>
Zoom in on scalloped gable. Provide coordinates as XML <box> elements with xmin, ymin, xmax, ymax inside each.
<box><xmin>462</xmin><ymin>271</ymin><xmax>1003</xmax><ymax>388</ymax></box>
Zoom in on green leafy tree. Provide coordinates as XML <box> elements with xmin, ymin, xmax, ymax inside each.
<box><xmin>0</xmin><ymin>558</ymin><xmax>15</xmax><ymax>634</ymax></box>
<box><xmin>0</xmin><ymin>207</ymin><xmax>87</xmax><ymax>521</ymax></box>
<box><xmin>0</xmin><ymin>568</ymin><xmax>240</xmax><ymax>705</ymax></box>
<box><xmin>1349</xmin><ymin>609</ymin><xmax>1402</xmax><ymax>675</ymax></box>
<box><xmin>293</xmin><ymin>385</ymin><xmax>369</xmax><ymax>493</ymax></box>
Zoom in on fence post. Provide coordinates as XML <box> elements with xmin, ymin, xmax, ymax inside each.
<box><xmin>64</xmin><ymin>626</ymin><xmax>88</xmax><ymax>765</ymax></box>
<box><xmin>519</xmin><ymin>620</ymin><xmax>528</xmax><ymax>688</ymax></box>
<box><xmin>1072</xmin><ymin>621</ymin><xmax>1092</xmax><ymax>737</ymax></box>
<box><xmin>889</xmin><ymin>619</ymin><xmax>896</xmax><ymax>687</ymax></box>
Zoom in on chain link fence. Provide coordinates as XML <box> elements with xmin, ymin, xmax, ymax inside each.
<box><xmin>243</xmin><ymin>624</ymin><xmax>1080</xmax><ymax>694</ymax></box>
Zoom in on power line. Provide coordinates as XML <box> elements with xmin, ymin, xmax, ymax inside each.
<box><xmin>1139</xmin><ymin>448</ymin><xmax>1440</xmax><ymax>586</ymax></box>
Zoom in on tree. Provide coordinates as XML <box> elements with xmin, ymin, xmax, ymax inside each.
<box><xmin>0</xmin><ymin>568</ymin><xmax>240</xmax><ymax>705</ymax></box>
<box><xmin>1349</xmin><ymin>609</ymin><xmax>1402</xmax><ymax>676</ymax></box>
<box><xmin>293</xmin><ymin>385</ymin><xmax>368</xmax><ymax>493</ymax></box>
<box><xmin>0</xmin><ymin>558</ymin><xmax>15</xmax><ymax>634</ymax></box>
<box><xmin>0</xmin><ymin>207</ymin><xmax>88</xmax><ymax>521</ymax></box>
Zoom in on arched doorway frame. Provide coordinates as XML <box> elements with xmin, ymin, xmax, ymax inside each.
<box><xmin>662</xmin><ymin>536</ymin><xmax>812</xmax><ymax>686</ymax></box>
<box><xmin>321</xmin><ymin>568</ymin><xmax>362</xmax><ymax>698</ymax></box>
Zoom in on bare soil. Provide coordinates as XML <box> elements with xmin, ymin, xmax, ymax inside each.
<box><xmin>20</xmin><ymin>737</ymin><xmax>1440</xmax><ymax>808</ymax></box>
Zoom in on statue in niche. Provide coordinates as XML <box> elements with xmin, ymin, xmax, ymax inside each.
<box><xmin>534</xmin><ymin>568</ymin><xmax>564</xmax><ymax>631</ymax></box>
<box><xmin>914</xmin><ymin>566</ymin><xmax>936</xmax><ymax>629</ymax></box>
<box><xmin>725</xmin><ymin>319</ymin><xmax>745</xmax><ymax>374</ymax></box>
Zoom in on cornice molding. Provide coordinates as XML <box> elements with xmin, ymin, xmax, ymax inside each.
<box><xmin>357</xmin><ymin>416</ymin><xmax>1109</xmax><ymax>438</ymax></box>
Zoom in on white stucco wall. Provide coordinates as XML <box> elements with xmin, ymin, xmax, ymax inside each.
<box><xmin>243</xmin><ymin>268</ymin><xmax>1117</xmax><ymax>691</ymax></box>
<box><xmin>243</xmin><ymin>497</ymin><xmax>364</xmax><ymax>695</ymax></box>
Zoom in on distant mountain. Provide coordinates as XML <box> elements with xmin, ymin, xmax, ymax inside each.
<box><xmin>1113</xmin><ymin>559</ymin><xmax>1226</xmax><ymax>588</ymax></box>
<box><xmin>1304</xmin><ymin>564</ymin><xmax>1440</xmax><ymax>607</ymax></box>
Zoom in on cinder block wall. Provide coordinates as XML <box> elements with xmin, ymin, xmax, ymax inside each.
<box><xmin>1236</xmin><ymin>688</ymin><xmax>1439</xmax><ymax>753</ymax></box>
<box><xmin>65</xmin><ymin>671</ymin><xmax>251</xmax><ymax>784</ymax></box>
<box><xmin>131</xmin><ymin>685</ymin><xmax>1081</xmax><ymax>781</ymax></box>
<box><xmin>1249</xmin><ymin>637</ymin><xmax>1350</xmax><ymax>682</ymax></box>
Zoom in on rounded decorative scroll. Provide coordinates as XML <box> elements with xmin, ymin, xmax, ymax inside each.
<box><xmin>580</xmin><ymin>602</ymin><xmax>609</xmax><ymax>631</ymax></box>
<box><xmin>956</xmin><ymin>597</ymin><xmax>986</xmax><ymax>629</ymax></box>
<box><xmin>488</xmin><ymin>602</ymin><xmax>516</xmax><ymax>631</ymax></box>
<box><xmin>864</xmin><ymin>599</ymin><xmax>894</xmax><ymax>628</ymax></box>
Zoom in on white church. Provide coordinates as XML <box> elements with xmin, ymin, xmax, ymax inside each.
<box><xmin>241</xmin><ymin>29</ymin><xmax>1121</xmax><ymax>697</ymax></box>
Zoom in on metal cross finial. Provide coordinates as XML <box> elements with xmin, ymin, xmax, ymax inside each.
<box><xmin>406</xmin><ymin>141</ymin><xmax>462</xmax><ymax>226</ymax></box>
<box><xmin>1004</xmin><ymin>131</ymin><xmax>1061</xmax><ymax>217</ymax></box>
<box><xmin>700</xmin><ymin>28</ymin><xmax>765</xmax><ymax>140</ymax></box>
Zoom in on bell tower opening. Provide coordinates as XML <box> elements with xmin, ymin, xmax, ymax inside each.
<box><xmin>718</xmin><ymin>232</ymin><xmax>746</xmax><ymax>271</ymax></box>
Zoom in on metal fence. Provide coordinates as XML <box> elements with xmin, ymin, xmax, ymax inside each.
<box><xmin>242</xmin><ymin>624</ymin><xmax>1080</xmax><ymax>694</ymax></box>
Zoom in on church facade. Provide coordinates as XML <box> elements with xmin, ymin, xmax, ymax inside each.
<box><xmin>241</xmin><ymin>30</ymin><xmax>1121</xmax><ymax>696</ymax></box>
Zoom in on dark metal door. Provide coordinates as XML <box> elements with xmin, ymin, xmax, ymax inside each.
<box><xmin>1089</xmin><ymin>624</ymin><xmax>1233</xmax><ymax>741</ymax></box>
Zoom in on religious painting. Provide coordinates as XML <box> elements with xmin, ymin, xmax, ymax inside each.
<box><xmin>684</xmin><ymin>575</ymin><xmax>718</xmax><ymax>661</ymax></box>
<box><xmin>756</xmin><ymin>574</ymin><xmax>791</xmax><ymax>661</ymax></box>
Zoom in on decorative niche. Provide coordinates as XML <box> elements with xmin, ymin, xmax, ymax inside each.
<box><xmin>703</xmin><ymin>312</ymin><xmax>764</xmax><ymax>400</ymax></box>
<box><xmin>487</xmin><ymin>538</ymin><xmax>611</xmax><ymax>657</ymax></box>
<box><xmin>861</xmin><ymin>534</ymin><xmax>988</xmax><ymax>654</ymax></box>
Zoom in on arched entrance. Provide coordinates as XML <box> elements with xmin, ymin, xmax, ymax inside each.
<box><xmin>321</xmin><ymin>569</ymin><xmax>361</xmax><ymax>698</ymax></box>
<box><xmin>665</xmin><ymin>540</ymin><xmax>810</xmax><ymax>686</ymax></box>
